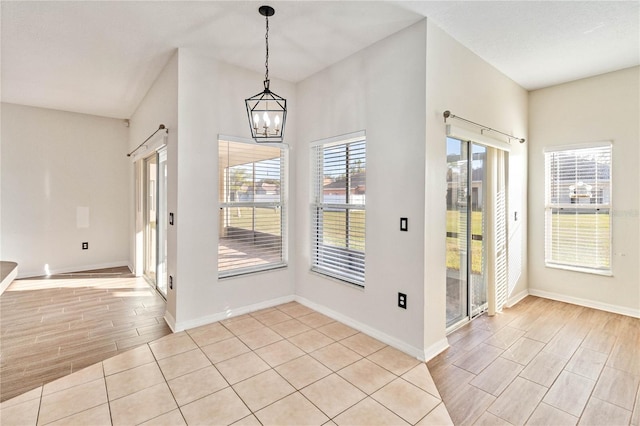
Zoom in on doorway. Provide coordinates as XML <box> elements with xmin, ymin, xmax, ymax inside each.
<box><xmin>446</xmin><ymin>138</ymin><xmax>488</xmax><ymax>329</ymax></box>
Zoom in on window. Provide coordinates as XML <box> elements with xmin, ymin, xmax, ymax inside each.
<box><xmin>311</xmin><ymin>132</ymin><xmax>366</xmax><ymax>286</ymax></box>
<box><xmin>218</xmin><ymin>138</ymin><xmax>287</xmax><ymax>277</ymax></box>
<box><xmin>544</xmin><ymin>143</ymin><xmax>612</xmax><ymax>274</ymax></box>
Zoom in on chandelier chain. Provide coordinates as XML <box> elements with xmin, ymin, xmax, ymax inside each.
<box><xmin>264</xmin><ymin>15</ymin><xmax>269</xmax><ymax>83</ymax></box>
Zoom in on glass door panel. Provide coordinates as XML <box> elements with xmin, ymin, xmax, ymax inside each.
<box><xmin>156</xmin><ymin>148</ymin><xmax>168</xmax><ymax>297</ymax></box>
<box><xmin>470</xmin><ymin>144</ymin><xmax>487</xmax><ymax>317</ymax></box>
<box><xmin>143</xmin><ymin>154</ymin><xmax>157</xmax><ymax>285</ymax></box>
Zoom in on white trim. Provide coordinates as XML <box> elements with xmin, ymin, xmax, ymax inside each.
<box><xmin>423</xmin><ymin>338</ymin><xmax>450</xmax><ymax>362</ymax></box>
<box><xmin>130</xmin><ymin>131</ymin><xmax>167</xmax><ymax>162</ymax></box>
<box><xmin>295</xmin><ymin>296</ymin><xmax>428</xmax><ymax>361</ymax></box>
<box><xmin>529</xmin><ymin>288</ymin><xmax>640</xmax><ymax>318</ymax></box>
<box><xmin>543</xmin><ymin>140</ymin><xmax>612</xmax><ymax>153</ymax></box>
<box><xmin>163</xmin><ymin>311</ymin><xmax>177</xmax><ymax>333</ymax></box>
<box><xmin>16</xmin><ymin>261</ymin><xmax>130</xmax><ymax>279</ymax></box>
<box><xmin>446</xmin><ymin>124</ymin><xmax>511</xmax><ymax>152</ymax></box>
<box><xmin>310</xmin><ymin>130</ymin><xmax>366</xmax><ymax>147</ymax></box>
<box><xmin>172</xmin><ymin>294</ymin><xmax>295</xmax><ymax>332</ymax></box>
<box><xmin>0</xmin><ymin>265</ymin><xmax>18</xmax><ymax>296</ymax></box>
<box><xmin>505</xmin><ymin>289</ymin><xmax>529</xmax><ymax>308</ymax></box>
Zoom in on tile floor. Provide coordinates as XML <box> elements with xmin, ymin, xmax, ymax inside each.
<box><xmin>0</xmin><ymin>301</ymin><xmax>451</xmax><ymax>425</ymax></box>
<box><xmin>0</xmin><ymin>268</ymin><xmax>171</xmax><ymax>402</ymax></box>
<box><xmin>428</xmin><ymin>295</ymin><xmax>640</xmax><ymax>425</ymax></box>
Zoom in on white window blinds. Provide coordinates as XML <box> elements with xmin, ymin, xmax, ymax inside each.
<box><xmin>218</xmin><ymin>139</ymin><xmax>287</xmax><ymax>277</ymax></box>
<box><xmin>544</xmin><ymin>143</ymin><xmax>612</xmax><ymax>274</ymax></box>
<box><xmin>311</xmin><ymin>132</ymin><xmax>366</xmax><ymax>286</ymax></box>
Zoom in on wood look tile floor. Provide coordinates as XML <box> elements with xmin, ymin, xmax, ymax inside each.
<box><xmin>0</xmin><ymin>267</ymin><xmax>171</xmax><ymax>402</ymax></box>
<box><xmin>0</xmin><ymin>301</ymin><xmax>451</xmax><ymax>425</ymax></box>
<box><xmin>428</xmin><ymin>296</ymin><xmax>640</xmax><ymax>425</ymax></box>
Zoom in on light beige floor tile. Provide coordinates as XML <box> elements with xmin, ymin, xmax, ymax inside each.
<box><xmin>607</xmin><ymin>341</ymin><xmax>640</xmax><ymax>376</ymax></box>
<box><xmin>255</xmin><ymin>339</ymin><xmax>305</xmax><ymax>367</ymax></box>
<box><xmin>415</xmin><ymin>402</ymin><xmax>453</xmax><ymax>425</ymax></box>
<box><xmin>270</xmin><ymin>319</ymin><xmax>312</xmax><ymax>338</ymax></box>
<box><xmin>341</xmin><ymin>333</ymin><xmax>386</xmax><ymax>357</ymax></box>
<box><xmin>501</xmin><ymin>337</ymin><xmax>545</xmax><ymax>365</ymax></box>
<box><xmin>277</xmin><ymin>302</ymin><xmax>315</xmax><ymax>318</ymax></box>
<box><xmin>253</xmin><ymin>310</ymin><xmax>293</xmax><ymax>327</ymax></box>
<box><xmin>109</xmin><ymin>382</ymin><xmax>177</xmax><ymax>425</ymax></box>
<box><xmin>631</xmin><ymin>386</ymin><xmax>640</xmax><ymax>426</ymax></box>
<box><xmin>526</xmin><ymin>402</ymin><xmax>577</xmax><ymax>426</ymax></box>
<box><xmin>0</xmin><ymin>386</ymin><xmax>42</xmax><ymax>409</ymax></box>
<box><xmin>428</xmin><ymin>363</ymin><xmax>474</xmax><ymax>401</ymax></box>
<box><xmin>167</xmin><ymin>365</ymin><xmax>228</xmax><ymax>406</ymax></box>
<box><xmin>542</xmin><ymin>331</ymin><xmax>583</xmax><ymax>360</ymax></box>
<box><xmin>520</xmin><ymin>351</ymin><xmax>566</xmax><ymax>387</ymax></box>
<box><xmin>565</xmin><ymin>347</ymin><xmax>607</xmax><ymax>380</ymax></box>
<box><xmin>297</xmin><ymin>312</ymin><xmax>335</xmax><ymax>328</ymax></box>
<box><xmin>581</xmin><ymin>329</ymin><xmax>617</xmax><ymax>354</ymax></box>
<box><xmin>237</xmin><ymin>327</ymin><xmax>283</xmax><ymax>350</ymax></box>
<box><xmin>289</xmin><ymin>329</ymin><xmax>334</xmax><ymax>353</ymax></box>
<box><xmin>223</xmin><ymin>316</ymin><xmax>265</xmax><ymax>336</ymax></box>
<box><xmin>181</xmin><ymin>387</ymin><xmax>250</xmax><ymax>426</ymax></box>
<box><xmin>338</xmin><ymin>358</ymin><xmax>396</xmax><ymax>394</ymax></box>
<box><xmin>367</xmin><ymin>346</ymin><xmax>420</xmax><ymax>376</ymax></box>
<box><xmin>275</xmin><ymin>355</ymin><xmax>332</xmax><ymax>389</ymax></box>
<box><xmin>442</xmin><ymin>383</ymin><xmax>496</xmax><ymax>425</ymax></box>
<box><xmin>201</xmin><ymin>336</ymin><xmax>250</xmax><ymax>364</ymax></box>
<box><xmin>333</xmin><ymin>397</ymin><xmax>409</xmax><ymax>426</ymax></box>
<box><xmin>232</xmin><ymin>414</ymin><xmax>262</xmax><ymax>425</ymax></box>
<box><xmin>0</xmin><ymin>396</ymin><xmax>40</xmax><ymax>426</ymax></box>
<box><xmin>215</xmin><ymin>351</ymin><xmax>271</xmax><ymax>384</ymax></box>
<box><xmin>46</xmin><ymin>403</ymin><xmax>111</xmax><ymax>426</ymax></box>
<box><xmin>301</xmin><ymin>374</ymin><xmax>367</xmax><ymax>418</ymax></box>
<box><xmin>233</xmin><ymin>370</ymin><xmax>295</xmax><ymax>411</ymax></box>
<box><xmin>38</xmin><ymin>378</ymin><xmax>108</xmax><ymax>425</ymax></box>
<box><xmin>579</xmin><ymin>396</ymin><xmax>632</xmax><ymax>426</ymax></box>
<box><xmin>157</xmin><ymin>348</ymin><xmax>211</xmax><ymax>380</ymax></box>
<box><xmin>103</xmin><ymin>344</ymin><xmax>155</xmax><ymax>376</ymax></box>
<box><xmin>488</xmin><ymin>377</ymin><xmax>547</xmax><ymax>425</ymax></box>
<box><xmin>311</xmin><ymin>342</ymin><xmax>362</xmax><ymax>371</ymax></box>
<box><xmin>402</xmin><ymin>364</ymin><xmax>441</xmax><ymax>399</ymax></box>
<box><xmin>470</xmin><ymin>356</ymin><xmax>524</xmax><ymax>396</ymax></box>
<box><xmin>371</xmin><ymin>378</ymin><xmax>440</xmax><ymax>424</ymax></box>
<box><xmin>317</xmin><ymin>322</ymin><xmax>359</xmax><ymax>341</ymax></box>
<box><xmin>105</xmin><ymin>362</ymin><xmax>164</xmax><ymax>401</ymax></box>
<box><xmin>453</xmin><ymin>343</ymin><xmax>504</xmax><ymax>375</ymax></box>
<box><xmin>542</xmin><ymin>370</ymin><xmax>595</xmax><ymax>416</ymax></box>
<box><xmin>148</xmin><ymin>332</ymin><xmax>197</xmax><ymax>360</ymax></box>
<box><xmin>255</xmin><ymin>392</ymin><xmax>329</xmax><ymax>426</ymax></box>
<box><xmin>186</xmin><ymin>322</ymin><xmax>233</xmax><ymax>347</ymax></box>
<box><xmin>139</xmin><ymin>409</ymin><xmax>186</xmax><ymax>426</ymax></box>
<box><xmin>43</xmin><ymin>362</ymin><xmax>104</xmax><ymax>395</ymax></box>
<box><xmin>592</xmin><ymin>366</ymin><xmax>640</xmax><ymax>410</ymax></box>
<box><xmin>524</xmin><ymin>319</ymin><xmax>563</xmax><ymax>343</ymax></box>
<box><xmin>484</xmin><ymin>326</ymin><xmax>526</xmax><ymax>350</ymax></box>
<box><xmin>473</xmin><ymin>411</ymin><xmax>512</xmax><ymax>425</ymax></box>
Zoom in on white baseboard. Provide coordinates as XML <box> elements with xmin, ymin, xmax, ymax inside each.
<box><xmin>0</xmin><ymin>265</ymin><xmax>18</xmax><ymax>296</ymax></box>
<box><xmin>506</xmin><ymin>289</ymin><xmax>529</xmax><ymax>308</ymax></box>
<box><xmin>164</xmin><ymin>311</ymin><xmax>177</xmax><ymax>332</ymax></box>
<box><xmin>16</xmin><ymin>260</ymin><xmax>130</xmax><ymax>279</ymax></box>
<box><xmin>295</xmin><ymin>296</ymin><xmax>432</xmax><ymax>362</ymax></box>
<box><xmin>172</xmin><ymin>294</ymin><xmax>296</xmax><ymax>332</ymax></box>
<box><xmin>529</xmin><ymin>288</ymin><xmax>640</xmax><ymax>318</ymax></box>
<box><xmin>423</xmin><ymin>338</ymin><xmax>450</xmax><ymax>362</ymax></box>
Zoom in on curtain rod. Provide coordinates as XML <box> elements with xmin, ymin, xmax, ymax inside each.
<box><xmin>443</xmin><ymin>111</ymin><xmax>525</xmax><ymax>144</ymax></box>
<box><xmin>126</xmin><ymin>124</ymin><xmax>167</xmax><ymax>157</ymax></box>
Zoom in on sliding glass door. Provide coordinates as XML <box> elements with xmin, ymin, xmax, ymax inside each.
<box><xmin>446</xmin><ymin>138</ymin><xmax>488</xmax><ymax>328</ymax></box>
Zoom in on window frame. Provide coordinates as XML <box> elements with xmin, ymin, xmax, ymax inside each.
<box><xmin>543</xmin><ymin>141</ymin><xmax>612</xmax><ymax>276</ymax></box>
<box><xmin>310</xmin><ymin>131</ymin><xmax>366</xmax><ymax>287</ymax></box>
<box><xmin>218</xmin><ymin>135</ymin><xmax>288</xmax><ymax>278</ymax></box>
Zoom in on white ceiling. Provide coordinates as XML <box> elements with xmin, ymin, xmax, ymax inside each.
<box><xmin>2</xmin><ymin>1</ymin><xmax>638</xmax><ymax>119</ymax></box>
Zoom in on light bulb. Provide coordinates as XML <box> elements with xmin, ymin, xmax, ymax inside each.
<box><xmin>274</xmin><ymin>115</ymin><xmax>280</xmax><ymax>130</ymax></box>
<box><xmin>263</xmin><ymin>111</ymin><xmax>270</xmax><ymax>127</ymax></box>
<box><xmin>253</xmin><ymin>114</ymin><xmax>259</xmax><ymax>129</ymax></box>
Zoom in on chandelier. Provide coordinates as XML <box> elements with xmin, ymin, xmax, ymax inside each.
<box><xmin>245</xmin><ymin>5</ymin><xmax>287</xmax><ymax>143</ymax></box>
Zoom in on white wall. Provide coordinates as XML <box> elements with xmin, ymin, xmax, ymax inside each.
<box><xmin>1</xmin><ymin>103</ymin><xmax>129</xmax><ymax>277</ymax></box>
<box><xmin>128</xmin><ymin>52</ymin><xmax>179</xmax><ymax>317</ymax></box>
<box><xmin>173</xmin><ymin>49</ymin><xmax>297</xmax><ymax>329</ymax></box>
<box><xmin>528</xmin><ymin>67</ymin><xmax>640</xmax><ymax>317</ymax></box>
<box><xmin>295</xmin><ymin>21</ymin><xmax>428</xmax><ymax>358</ymax></box>
<box><xmin>424</xmin><ymin>20</ymin><xmax>529</xmax><ymax>352</ymax></box>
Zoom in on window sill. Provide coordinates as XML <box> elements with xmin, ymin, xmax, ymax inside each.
<box><xmin>309</xmin><ymin>268</ymin><xmax>365</xmax><ymax>289</ymax></box>
<box><xmin>544</xmin><ymin>263</ymin><xmax>612</xmax><ymax>277</ymax></box>
<box><xmin>219</xmin><ymin>264</ymin><xmax>288</xmax><ymax>280</ymax></box>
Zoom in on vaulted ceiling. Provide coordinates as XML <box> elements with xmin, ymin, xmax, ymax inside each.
<box><xmin>2</xmin><ymin>1</ymin><xmax>638</xmax><ymax>119</ymax></box>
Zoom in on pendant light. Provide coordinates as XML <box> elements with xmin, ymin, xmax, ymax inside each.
<box><xmin>245</xmin><ymin>5</ymin><xmax>287</xmax><ymax>143</ymax></box>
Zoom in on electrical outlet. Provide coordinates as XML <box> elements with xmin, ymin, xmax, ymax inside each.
<box><xmin>398</xmin><ymin>292</ymin><xmax>407</xmax><ymax>309</ymax></box>
<box><xmin>400</xmin><ymin>217</ymin><xmax>408</xmax><ymax>231</ymax></box>
<box><xmin>82</xmin><ymin>242</ymin><xmax>88</xmax><ymax>250</ymax></box>
<box><xmin>169</xmin><ymin>275</ymin><xmax>173</xmax><ymax>290</ymax></box>
<box><xmin>169</xmin><ymin>213</ymin><xmax>174</xmax><ymax>226</ymax></box>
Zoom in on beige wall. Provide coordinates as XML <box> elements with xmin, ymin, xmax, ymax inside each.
<box><xmin>528</xmin><ymin>66</ymin><xmax>640</xmax><ymax>317</ymax></box>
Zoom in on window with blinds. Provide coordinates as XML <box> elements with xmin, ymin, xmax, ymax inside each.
<box><xmin>218</xmin><ymin>139</ymin><xmax>287</xmax><ymax>277</ymax></box>
<box><xmin>311</xmin><ymin>132</ymin><xmax>366</xmax><ymax>286</ymax></box>
<box><xmin>544</xmin><ymin>143</ymin><xmax>612</xmax><ymax>274</ymax></box>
